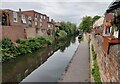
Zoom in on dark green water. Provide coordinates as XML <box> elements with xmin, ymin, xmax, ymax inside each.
<box><xmin>2</xmin><ymin>36</ymin><xmax>80</xmax><ymax>83</ymax></box>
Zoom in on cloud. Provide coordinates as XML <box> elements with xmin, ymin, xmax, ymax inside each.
<box><xmin>1</xmin><ymin>1</ymin><xmax>113</xmax><ymax>26</ymax></box>
<box><xmin>1</xmin><ymin>0</ymin><xmax>113</xmax><ymax>2</ymax></box>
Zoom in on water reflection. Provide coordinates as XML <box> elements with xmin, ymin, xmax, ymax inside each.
<box><xmin>2</xmin><ymin>36</ymin><xmax>79</xmax><ymax>83</ymax></box>
<box><xmin>2</xmin><ymin>47</ymin><xmax>53</xmax><ymax>83</ymax></box>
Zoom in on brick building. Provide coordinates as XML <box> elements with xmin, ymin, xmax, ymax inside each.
<box><xmin>0</xmin><ymin>9</ymin><xmax>56</xmax><ymax>42</ymax></box>
<box><xmin>92</xmin><ymin>0</ymin><xmax>120</xmax><ymax>82</ymax></box>
<box><xmin>21</xmin><ymin>10</ymin><xmax>45</xmax><ymax>37</ymax></box>
<box><xmin>47</xmin><ymin>19</ymin><xmax>55</xmax><ymax>36</ymax></box>
<box><xmin>93</xmin><ymin>17</ymin><xmax>104</xmax><ymax>35</ymax></box>
<box><xmin>0</xmin><ymin>9</ymin><xmax>27</xmax><ymax>42</ymax></box>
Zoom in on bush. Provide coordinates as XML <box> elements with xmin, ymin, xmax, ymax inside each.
<box><xmin>18</xmin><ymin>44</ymin><xmax>31</xmax><ymax>54</ymax></box>
<box><xmin>1</xmin><ymin>36</ymin><xmax>53</xmax><ymax>62</ymax></box>
<box><xmin>10</xmin><ymin>44</ymin><xmax>20</xmax><ymax>56</ymax></box>
<box><xmin>2</xmin><ymin>48</ymin><xmax>12</xmax><ymax>61</ymax></box>
<box><xmin>1</xmin><ymin>38</ymin><xmax>15</xmax><ymax>61</ymax></box>
<box><xmin>57</xmin><ymin>30</ymin><xmax>67</xmax><ymax>38</ymax></box>
<box><xmin>2</xmin><ymin>38</ymin><xmax>12</xmax><ymax>49</ymax></box>
<box><xmin>44</xmin><ymin>38</ymin><xmax>52</xmax><ymax>45</ymax></box>
<box><xmin>16</xmin><ymin>39</ymin><xmax>26</xmax><ymax>45</ymax></box>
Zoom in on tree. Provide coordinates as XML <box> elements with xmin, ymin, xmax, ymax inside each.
<box><xmin>60</xmin><ymin>21</ymin><xmax>78</xmax><ymax>36</ymax></box>
<box><xmin>79</xmin><ymin>16</ymin><xmax>93</xmax><ymax>33</ymax></box>
<box><xmin>92</xmin><ymin>15</ymin><xmax>101</xmax><ymax>24</ymax></box>
<box><xmin>57</xmin><ymin>30</ymin><xmax>67</xmax><ymax>38</ymax></box>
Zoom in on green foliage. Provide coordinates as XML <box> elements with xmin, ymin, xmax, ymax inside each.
<box><xmin>47</xmin><ymin>29</ymin><xmax>51</xmax><ymax>35</ymax></box>
<box><xmin>92</xmin><ymin>60</ymin><xmax>101</xmax><ymax>83</ymax></box>
<box><xmin>79</xmin><ymin>16</ymin><xmax>93</xmax><ymax>33</ymax></box>
<box><xmin>2</xmin><ymin>38</ymin><xmax>12</xmax><ymax>49</ymax></box>
<box><xmin>54</xmin><ymin>22</ymin><xmax>78</xmax><ymax>40</ymax></box>
<box><xmin>1</xmin><ymin>37</ymin><xmax>53</xmax><ymax>62</ymax></box>
<box><xmin>60</xmin><ymin>22</ymin><xmax>78</xmax><ymax>36</ymax></box>
<box><xmin>92</xmin><ymin>45</ymin><xmax>102</xmax><ymax>83</ymax></box>
<box><xmin>79</xmin><ymin>15</ymin><xmax>101</xmax><ymax>33</ymax></box>
<box><xmin>92</xmin><ymin>46</ymin><xmax>96</xmax><ymax>60</ymax></box>
<box><xmin>1</xmin><ymin>38</ymin><xmax>15</xmax><ymax>61</ymax></box>
<box><xmin>57</xmin><ymin>30</ymin><xmax>67</xmax><ymax>38</ymax></box>
<box><xmin>92</xmin><ymin>15</ymin><xmax>101</xmax><ymax>24</ymax></box>
<box><xmin>54</xmin><ymin>29</ymin><xmax>60</xmax><ymax>36</ymax></box>
<box><xmin>18</xmin><ymin>44</ymin><xmax>30</xmax><ymax>54</ymax></box>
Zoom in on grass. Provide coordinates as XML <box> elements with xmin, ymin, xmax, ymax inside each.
<box><xmin>88</xmin><ymin>40</ymin><xmax>91</xmax><ymax>81</ymax></box>
<box><xmin>81</xmin><ymin>35</ymin><xmax>84</xmax><ymax>41</ymax></box>
<box><xmin>91</xmin><ymin>45</ymin><xmax>102</xmax><ymax>83</ymax></box>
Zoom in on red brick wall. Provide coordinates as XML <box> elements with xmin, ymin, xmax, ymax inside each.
<box><xmin>91</xmin><ymin>34</ymin><xmax>120</xmax><ymax>82</ymax></box>
<box><xmin>1</xmin><ymin>9</ymin><xmax>54</xmax><ymax>41</ymax></box>
<box><xmin>7</xmin><ymin>10</ymin><xmax>22</xmax><ymax>26</ymax></box>
<box><xmin>2</xmin><ymin>26</ymin><xmax>26</xmax><ymax>42</ymax></box>
<box><xmin>1</xmin><ymin>10</ymin><xmax>39</xmax><ymax>41</ymax></box>
<box><xmin>41</xmin><ymin>15</ymin><xmax>48</xmax><ymax>30</ymax></box>
<box><xmin>22</xmin><ymin>11</ymin><xmax>35</xmax><ymax>28</ymax></box>
<box><xmin>25</xmin><ymin>28</ymin><xmax>36</xmax><ymax>38</ymax></box>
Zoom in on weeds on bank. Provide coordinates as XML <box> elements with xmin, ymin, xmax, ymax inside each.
<box><xmin>1</xmin><ymin>37</ymin><xmax>52</xmax><ymax>62</ymax></box>
<box><xmin>92</xmin><ymin>45</ymin><xmax>102</xmax><ymax>84</ymax></box>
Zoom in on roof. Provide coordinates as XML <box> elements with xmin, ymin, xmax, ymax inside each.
<box><xmin>106</xmin><ymin>0</ymin><xmax>120</xmax><ymax>13</ymax></box>
<box><xmin>20</xmin><ymin>10</ymin><xmax>46</xmax><ymax>16</ymax></box>
<box><xmin>93</xmin><ymin>17</ymin><xmax>104</xmax><ymax>28</ymax></box>
<box><xmin>55</xmin><ymin>22</ymin><xmax>61</xmax><ymax>27</ymax></box>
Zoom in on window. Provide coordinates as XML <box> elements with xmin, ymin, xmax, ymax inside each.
<box><xmin>35</xmin><ymin>21</ymin><xmax>38</xmax><ymax>26</ymax></box>
<box><xmin>35</xmin><ymin>14</ymin><xmax>38</xmax><ymax>21</ymax></box>
<box><xmin>40</xmin><ymin>22</ymin><xmax>42</xmax><ymax>27</ymax></box>
<box><xmin>40</xmin><ymin>18</ymin><xmax>42</xmax><ymax>22</ymax></box>
<box><xmin>13</xmin><ymin>12</ymin><xmax>18</xmax><ymax>22</ymax></box>
<box><xmin>21</xmin><ymin>14</ymin><xmax>26</xmax><ymax>24</ymax></box>
<box><xmin>2</xmin><ymin>14</ymin><xmax>7</xmax><ymax>25</ymax></box>
<box><xmin>51</xmin><ymin>24</ymin><xmax>53</xmax><ymax>28</ymax></box>
<box><xmin>28</xmin><ymin>16</ymin><xmax>32</xmax><ymax>27</ymax></box>
<box><xmin>48</xmin><ymin>24</ymin><xmax>50</xmax><ymax>28</ymax></box>
<box><xmin>44</xmin><ymin>16</ymin><xmax>46</xmax><ymax>19</ymax></box>
<box><xmin>40</xmin><ymin>15</ymin><xmax>42</xmax><ymax>19</ymax></box>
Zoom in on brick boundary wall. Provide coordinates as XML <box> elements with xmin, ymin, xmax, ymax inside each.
<box><xmin>91</xmin><ymin>33</ymin><xmax>120</xmax><ymax>82</ymax></box>
<box><xmin>2</xmin><ymin>26</ymin><xmax>26</xmax><ymax>42</ymax></box>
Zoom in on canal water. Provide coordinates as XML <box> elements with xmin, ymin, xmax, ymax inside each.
<box><xmin>2</xmin><ymin>36</ymin><xmax>80</xmax><ymax>83</ymax></box>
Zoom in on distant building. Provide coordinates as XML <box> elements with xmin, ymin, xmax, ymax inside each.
<box><xmin>93</xmin><ymin>17</ymin><xmax>104</xmax><ymax>35</ymax></box>
<box><xmin>20</xmin><ymin>10</ymin><xmax>49</xmax><ymax>37</ymax></box>
<box><xmin>55</xmin><ymin>22</ymin><xmax>61</xmax><ymax>29</ymax></box>
<box><xmin>0</xmin><ymin>9</ymin><xmax>56</xmax><ymax>41</ymax></box>
<box><xmin>47</xmin><ymin>19</ymin><xmax>55</xmax><ymax>36</ymax></box>
<box><xmin>0</xmin><ymin>9</ymin><xmax>27</xmax><ymax>42</ymax></box>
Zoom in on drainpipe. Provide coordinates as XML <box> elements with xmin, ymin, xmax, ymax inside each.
<box><xmin>19</xmin><ymin>8</ymin><xmax>22</xmax><ymax>24</ymax></box>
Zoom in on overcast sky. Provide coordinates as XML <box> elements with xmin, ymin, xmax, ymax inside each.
<box><xmin>1</xmin><ymin>0</ymin><xmax>113</xmax><ymax>26</ymax></box>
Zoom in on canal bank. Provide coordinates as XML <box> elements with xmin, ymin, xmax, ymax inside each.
<box><xmin>2</xmin><ymin>36</ymin><xmax>80</xmax><ymax>83</ymax></box>
<box><xmin>59</xmin><ymin>34</ymin><xmax>89</xmax><ymax>82</ymax></box>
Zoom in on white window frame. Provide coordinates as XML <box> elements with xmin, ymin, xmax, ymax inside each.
<box><xmin>13</xmin><ymin>12</ymin><xmax>18</xmax><ymax>23</ymax></box>
<box><xmin>35</xmin><ymin>14</ymin><xmax>38</xmax><ymax>21</ymax></box>
<box><xmin>40</xmin><ymin>22</ymin><xmax>42</xmax><ymax>27</ymax></box>
<box><xmin>21</xmin><ymin>14</ymin><xmax>26</xmax><ymax>24</ymax></box>
<box><xmin>44</xmin><ymin>16</ymin><xmax>46</xmax><ymax>19</ymax></box>
<box><xmin>48</xmin><ymin>24</ymin><xmax>50</xmax><ymax>28</ymax></box>
<box><xmin>28</xmin><ymin>16</ymin><xmax>32</xmax><ymax>27</ymax></box>
<box><xmin>40</xmin><ymin>18</ymin><xmax>42</xmax><ymax>22</ymax></box>
<box><xmin>40</xmin><ymin>15</ymin><xmax>42</xmax><ymax>19</ymax></box>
